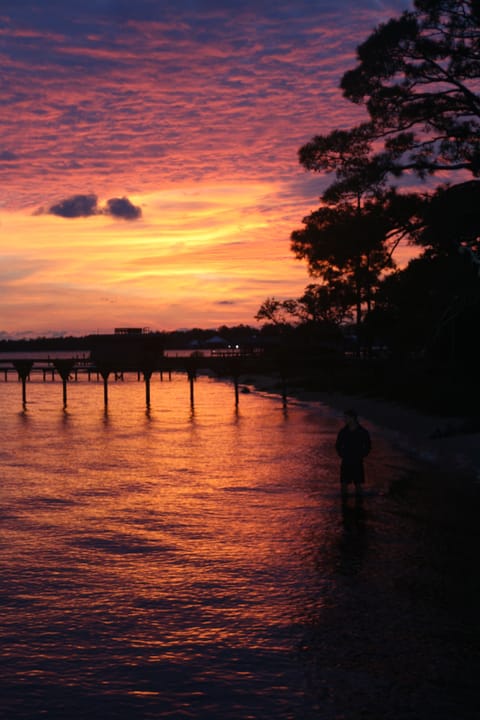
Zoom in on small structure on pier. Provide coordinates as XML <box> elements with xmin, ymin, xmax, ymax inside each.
<box><xmin>89</xmin><ymin>329</ymin><xmax>164</xmax><ymax>406</ymax></box>
<box><xmin>90</xmin><ymin>329</ymin><xmax>163</xmax><ymax>368</ymax></box>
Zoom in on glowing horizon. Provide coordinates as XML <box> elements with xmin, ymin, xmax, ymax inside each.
<box><xmin>0</xmin><ymin>0</ymin><xmax>413</xmax><ymax>338</ymax></box>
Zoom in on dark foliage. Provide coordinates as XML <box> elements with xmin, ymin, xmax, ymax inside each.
<box><xmin>290</xmin><ymin>0</ymin><xmax>480</xmax><ymax>384</ymax></box>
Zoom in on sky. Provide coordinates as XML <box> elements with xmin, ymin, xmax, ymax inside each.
<box><xmin>0</xmin><ymin>0</ymin><xmax>413</xmax><ymax>338</ymax></box>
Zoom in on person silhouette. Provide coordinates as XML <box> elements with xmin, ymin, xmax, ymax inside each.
<box><xmin>335</xmin><ymin>409</ymin><xmax>371</xmax><ymax>499</ymax></box>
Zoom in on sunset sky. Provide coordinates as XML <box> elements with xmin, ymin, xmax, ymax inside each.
<box><xmin>1</xmin><ymin>0</ymin><xmax>413</xmax><ymax>338</ymax></box>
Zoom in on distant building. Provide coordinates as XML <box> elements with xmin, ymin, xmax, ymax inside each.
<box><xmin>91</xmin><ymin>328</ymin><xmax>163</xmax><ymax>369</ymax></box>
<box><xmin>204</xmin><ymin>335</ymin><xmax>227</xmax><ymax>348</ymax></box>
<box><xmin>114</xmin><ymin>327</ymin><xmax>150</xmax><ymax>335</ymax></box>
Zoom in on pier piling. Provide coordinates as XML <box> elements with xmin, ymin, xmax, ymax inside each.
<box><xmin>143</xmin><ymin>369</ymin><xmax>153</xmax><ymax>407</ymax></box>
<box><xmin>96</xmin><ymin>363</ymin><xmax>113</xmax><ymax>407</ymax></box>
<box><xmin>187</xmin><ymin>369</ymin><xmax>196</xmax><ymax>408</ymax></box>
<box><xmin>53</xmin><ymin>360</ymin><xmax>76</xmax><ymax>408</ymax></box>
<box><xmin>13</xmin><ymin>360</ymin><xmax>34</xmax><ymax>407</ymax></box>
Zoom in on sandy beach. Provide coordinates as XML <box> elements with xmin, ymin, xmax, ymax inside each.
<box><xmin>301</xmin><ymin>390</ymin><xmax>480</xmax><ymax>477</ymax></box>
<box><xmin>249</xmin><ymin>374</ymin><xmax>480</xmax><ymax>481</ymax></box>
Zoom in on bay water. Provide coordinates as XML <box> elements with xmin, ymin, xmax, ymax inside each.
<box><xmin>1</xmin><ymin>370</ymin><xmax>468</xmax><ymax>719</ymax></box>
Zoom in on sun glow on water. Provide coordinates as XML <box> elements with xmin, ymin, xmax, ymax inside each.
<box><xmin>1</xmin><ymin>374</ymin><xmax>344</xmax><ymax>717</ymax></box>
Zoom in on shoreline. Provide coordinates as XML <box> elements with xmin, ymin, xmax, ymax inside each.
<box><xmin>246</xmin><ymin>374</ymin><xmax>480</xmax><ymax>481</ymax></box>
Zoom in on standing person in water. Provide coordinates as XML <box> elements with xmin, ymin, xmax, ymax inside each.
<box><xmin>335</xmin><ymin>409</ymin><xmax>371</xmax><ymax>499</ymax></box>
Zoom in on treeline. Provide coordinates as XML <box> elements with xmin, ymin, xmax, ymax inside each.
<box><xmin>0</xmin><ymin>325</ymin><xmax>272</xmax><ymax>353</ymax></box>
<box><xmin>254</xmin><ymin>0</ymin><xmax>480</xmax><ymax>412</ymax></box>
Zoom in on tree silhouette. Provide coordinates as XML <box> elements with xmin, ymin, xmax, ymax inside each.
<box><xmin>372</xmin><ymin>251</ymin><xmax>480</xmax><ymax>365</ymax></box>
<box><xmin>295</xmin><ymin>283</ymin><xmax>353</xmax><ymax>326</ymax></box>
<box><xmin>294</xmin><ymin>0</ymin><xmax>480</xmax><ymax>362</ymax></box>
<box><xmin>255</xmin><ymin>297</ymin><xmax>298</xmax><ymax>326</ymax></box>
<box><xmin>337</xmin><ymin>0</ymin><xmax>480</xmax><ymax>185</ymax></box>
<box><xmin>414</xmin><ymin>180</ymin><xmax>480</xmax><ymax>260</ymax></box>
<box><xmin>255</xmin><ymin>283</ymin><xmax>353</xmax><ymax>330</ymax></box>
<box><xmin>290</xmin><ymin>194</ymin><xmax>414</xmax><ymax>340</ymax></box>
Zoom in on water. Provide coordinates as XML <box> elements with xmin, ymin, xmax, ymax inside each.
<box><xmin>0</xmin><ymin>373</ymin><xmax>477</xmax><ymax>719</ymax></box>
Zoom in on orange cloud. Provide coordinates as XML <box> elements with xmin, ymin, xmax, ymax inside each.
<box><xmin>0</xmin><ymin>181</ymin><xmax>312</xmax><ymax>334</ymax></box>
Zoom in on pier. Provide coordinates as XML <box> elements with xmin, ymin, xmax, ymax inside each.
<box><xmin>0</xmin><ymin>350</ymin><xmax>290</xmax><ymax>409</ymax></box>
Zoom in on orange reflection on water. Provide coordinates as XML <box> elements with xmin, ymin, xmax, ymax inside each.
<box><xmin>1</xmin><ymin>374</ymin><xmax>342</xmax><ymax>717</ymax></box>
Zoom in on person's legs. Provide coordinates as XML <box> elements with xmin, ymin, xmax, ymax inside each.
<box><xmin>352</xmin><ymin>462</ymin><xmax>364</xmax><ymax>499</ymax></box>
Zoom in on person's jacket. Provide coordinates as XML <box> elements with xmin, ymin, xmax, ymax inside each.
<box><xmin>335</xmin><ymin>424</ymin><xmax>371</xmax><ymax>464</ymax></box>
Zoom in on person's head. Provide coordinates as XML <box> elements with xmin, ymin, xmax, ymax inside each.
<box><xmin>344</xmin><ymin>409</ymin><xmax>358</xmax><ymax>428</ymax></box>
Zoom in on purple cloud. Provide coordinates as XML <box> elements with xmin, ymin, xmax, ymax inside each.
<box><xmin>105</xmin><ymin>196</ymin><xmax>142</xmax><ymax>220</ymax></box>
<box><xmin>49</xmin><ymin>193</ymin><xmax>98</xmax><ymax>218</ymax></box>
<box><xmin>47</xmin><ymin>193</ymin><xmax>141</xmax><ymax>219</ymax></box>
